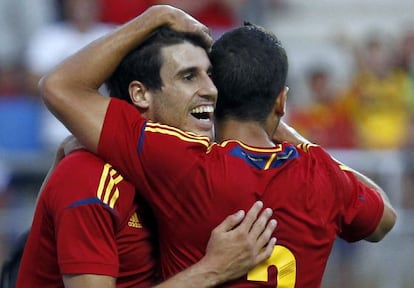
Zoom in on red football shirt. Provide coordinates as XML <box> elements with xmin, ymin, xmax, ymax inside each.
<box><xmin>98</xmin><ymin>98</ymin><xmax>384</xmax><ymax>287</ymax></box>
<box><xmin>17</xmin><ymin>150</ymin><xmax>156</xmax><ymax>288</ymax></box>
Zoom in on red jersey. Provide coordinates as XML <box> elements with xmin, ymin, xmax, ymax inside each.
<box><xmin>98</xmin><ymin>99</ymin><xmax>384</xmax><ymax>287</ymax></box>
<box><xmin>17</xmin><ymin>150</ymin><xmax>156</xmax><ymax>288</ymax></box>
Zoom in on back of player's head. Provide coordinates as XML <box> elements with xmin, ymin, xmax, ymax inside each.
<box><xmin>211</xmin><ymin>23</ymin><xmax>288</xmax><ymax>124</ymax></box>
<box><xmin>105</xmin><ymin>27</ymin><xmax>211</xmax><ymax>103</ymax></box>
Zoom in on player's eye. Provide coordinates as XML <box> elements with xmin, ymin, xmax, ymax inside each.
<box><xmin>183</xmin><ymin>73</ymin><xmax>195</xmax><ymax>81</ymax></box>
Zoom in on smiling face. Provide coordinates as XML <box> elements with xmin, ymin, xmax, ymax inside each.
<box><xmin>148</xmin><ymin>42</ymin><xmax>218</xmax><ymax>140</ymax></box>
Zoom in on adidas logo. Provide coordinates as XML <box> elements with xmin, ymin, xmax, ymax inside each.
<box><xmin>128</xmin><ymin>212</ymin><xmax>142</xmax><ymax>228</ymax></box>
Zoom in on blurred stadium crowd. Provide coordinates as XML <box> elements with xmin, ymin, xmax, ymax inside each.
<box><xmin>0</xmin><ymin>0</ymin><xmax>413</xmax><ymax>287</ymax></box>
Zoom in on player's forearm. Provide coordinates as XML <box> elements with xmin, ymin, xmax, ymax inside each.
<box><xmin>153</xmin><ymin>259</ymin><xmax>223</xmax><ymax>288</ymax></box>
<box><xmin>43</xmin><ymin>6</ymin><xmax>170</xmax><ymax>92</ymax></box>
<box><xmin>41</xmin><ymin>4</ymin><xmax>210</xmax><ymax>105</ymax></box>
<box><xmin>63</xmin><ymin>274</ymin><xmax>115</xmax><ymax>288</ymax></box>
<box><xmin>39</xmin><ymin>6</ymin><xmax>191</xmax><ymax>153</ymax></box>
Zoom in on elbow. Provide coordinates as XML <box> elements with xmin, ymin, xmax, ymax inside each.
<box><xmin>365</xmin><ymin>206</ymin><xmax>397</xmax><ymax>243</ymax></box>
<box><xmin>39</xmin><ymin>73</ymin><xmax>55</xmax><ymax>107</ymax></box>
<box><xmin>38</xmin><ymin>71</ymin><xmax>65</xmax><ymax>114</ymax></box>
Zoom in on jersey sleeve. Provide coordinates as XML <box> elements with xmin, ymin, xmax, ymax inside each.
<box><xmin>47</xmin><ymin>152</ymin><xmax>124</xmax><ymax>276</ymax></box>
<box><xmin>98</xmin><ymin>98</ymin><xmax>148</xmax><ymax>189</ymax></box>
<box><xmin>56</xmin><ymin>202</ymin><xmax>119</xmax><ymax>275</ymax></box>
<box><xmin>337</xmin><ymin>165</ymin><xmax>385</xmax><ymax>242</ymax></box>
<box><xmin>317</xmin><ymin>149</ymin><xmax>385</xmax><ymax>242</ymax></box>
<box><xmin>303</xmin><ymin>145</ymin><xmax>384</xmax><ymax>243</ymax></box>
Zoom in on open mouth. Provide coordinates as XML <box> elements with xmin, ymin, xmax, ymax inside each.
<box><xmin>190</xmin><ymin>105</ymin><xmax>214</xmax><ymax>121</ymax></box>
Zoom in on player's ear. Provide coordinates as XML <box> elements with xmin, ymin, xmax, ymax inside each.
<box><xmin>265</xmin><ymin>86</ymin><xmax>289</xmax><ymax>138</ymax></box>
<box><xmin>273</xmin><ymin>86</ymin><xmax>289</xmax><ymax>117</ymax></box>
<box><xmin>129</xmin><ymin>81</ymin><xmax>151</xmax><ymax>109</ymax></box>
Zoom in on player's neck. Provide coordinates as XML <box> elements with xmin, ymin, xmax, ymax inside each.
<box><xmin>216</xmin><ymin>119</ymin><xmax>276</xmax><ymax>147</ymax></box>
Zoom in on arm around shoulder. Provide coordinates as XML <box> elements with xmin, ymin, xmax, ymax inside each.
<box><xmin>40</xmin><ymin>5</ymin><xmax>211</xmax><ymax>154</ymax></box>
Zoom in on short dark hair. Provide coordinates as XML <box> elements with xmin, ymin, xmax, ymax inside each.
<box><xmin>211</xmin><ymin>23</ymin><xmax>288</xmax><ymax>123</ymax></box>
<box><xmin>105</xmin><ymin>27</ymin><xmax>211</xmax><ymax>103</ymax></box>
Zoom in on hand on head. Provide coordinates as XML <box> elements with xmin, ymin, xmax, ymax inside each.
<box><xmin>145</xmin><ymin>5</ymin><xmax>213</xmax><ymax>47</ymax></box>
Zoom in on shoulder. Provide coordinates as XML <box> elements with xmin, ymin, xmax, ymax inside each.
<box><xmin>57</xmin><ymin>149</ymin><xmax>106</xmax><ymax>176</ymax></box>
<box><xmin>105</xmin><ymin>98</ymin><xmax>144</xmax><ymax>128</ymax></box>
<box><xmin>294</xmin><ymin>142</ymin><xmax>322</xmax><ymax>154</ymax></box>
<box><xmin>294</xmin><ymin>143</ymin><xmax>336</xmax><ymax>165</ymax></box>
<box><xmin>47</xmin><ymin>149</ymin><xmax>133</xmax><ymax>198</ymax></box>
<box><xmin>43</xmin><ymin>150</ymin><xmax>135</xmax><ymax>217</ymax></box>
<box><xmin>42</xmin><ymin>150</ymin><xmax>108</xmax><ymax>202</ymax></box>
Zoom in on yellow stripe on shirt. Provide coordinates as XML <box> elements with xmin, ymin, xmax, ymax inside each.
<box><xmin>97</xmin><ymin>163</ymin><xmax>123</xmax><ymax>208</ymax></box>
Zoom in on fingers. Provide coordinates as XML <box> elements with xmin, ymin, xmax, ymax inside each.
<box><xmin>255</xmin><ymin>218</ymin><xmax>277</xmax><ymax>254</ymax></box>
<box><xmin>154</xmin><ymin>5</ymin><xmax>213</xmax><ymax>46</ymax></box>
<box><xmin>249</xmin><ymin>207</ymin><xmax>274</xmax><ymax>240</ymax></box>
<box><xmin>256</xmin><ymin>236</ymin><xmax>277</xmax><ymax>264</ymax></box>
<box><xmin>198</xmin><ymin>25</ymin><xmax>213</xmax><ymax>46</ymax></box>
<box><xmin>215</xmin><ymin>209</ymin><xmax>246</xmax><ymax>233</ymax></box>
<box><xmin>203</xmin><ymin>201</ymin><xmax>277</xmax><ymax>280</ymax></box>
<box><xmin>212</xmin><ymin>200</ymin><xmax>277</xmax><ymax>263</ymax></box>
<box><xmin>237</xmin><ymin>201</ymin><xmax>264</xmax><ymax>231</ymax></box>
<box><xmin>174</xmin><ymin>17</ymin><xmax>212</xmax><ymax>46</ymax></box>
<box><xmin>242</xmin><ymin>203</ymin><xmax>277</xmax><ymax>265</ymax></box>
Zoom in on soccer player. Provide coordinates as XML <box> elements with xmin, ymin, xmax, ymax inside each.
<box><xmin>16</xmin><ymin>16</ymin><xmax>277</xmax><ymax>288</ymax></box>
<box><xmin>17</xmin><ymin>144</ymin><xmax>274</xmax><ymax>288</ymax></box>
<box><xmin>40</xmin><ymin>5</ymin><xmax>397</xmax><ymax>287</ymax></box>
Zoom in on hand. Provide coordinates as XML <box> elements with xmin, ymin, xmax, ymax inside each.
<box><xmin>144</xmin><ymin>5</ymin><xmax>213</xmax><ymax>46</ymax></box>
<box><xmin>60</xmin><ymin>135</ymin><xmax>85</xmax><ymax>156</ymax></box>
<box><xmin>201</xmin><ymin>201</ymin><xmax>277</xmax><ymax>285</ymax></box>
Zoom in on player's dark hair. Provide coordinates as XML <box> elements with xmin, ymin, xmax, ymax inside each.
<box><xmin>105</xmin><ymin>27</ymin><xmax>211</xmax><ymax>103</ymax></box>
<box><xmin>211</xmin><ymin>23</ymin><xmax>288</xmax><ymax>124</ymax></box>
